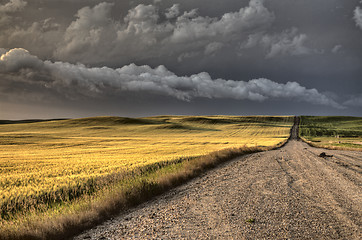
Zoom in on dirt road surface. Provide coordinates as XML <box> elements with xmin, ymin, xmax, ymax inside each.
<box><xmin>75</xmin><ymin>118</ymin><xmax>361</xmax><ymax>239</ymax></box>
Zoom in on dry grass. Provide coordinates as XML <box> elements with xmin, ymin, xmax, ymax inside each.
<box><xmin>0</xmin><ymin>115</ymin><xmax>293</xmax><ymax>239</ymax></box>
<box><xmin>1</xmin><ymin>145</ymin><xmax>286</xmax><ymax>240</ymax></box>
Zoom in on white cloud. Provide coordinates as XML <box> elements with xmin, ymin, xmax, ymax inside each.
<box><xmin>0</xmin><ymin>48</ymin><xmax>343</xmax><ymax>109</ymax></box>
<box><xmin>354</xmin><ymin>6</ymin><xmax>362</xmax><ymax>30</ymax></box>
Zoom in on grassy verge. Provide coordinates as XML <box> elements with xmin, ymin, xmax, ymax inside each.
<box><xmin>0</xmin><ymin>141</ymin><xmax>287</xmax><ymax>240</ymax></box>
<box><xmin>299</xmin><ymin>116</ymin><xmax>362</xmax><ymax>151</ymax></box>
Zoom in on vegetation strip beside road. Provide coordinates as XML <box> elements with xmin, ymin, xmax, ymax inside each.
<box><xmin>0</xmin><ymin>116</ymin><xmax>293</xmax><ymax>240</ymax></box>
<box><xmin>299</xmin><ymin>116</ymin><xmax>362</xmax><ymax>151</ymax></box>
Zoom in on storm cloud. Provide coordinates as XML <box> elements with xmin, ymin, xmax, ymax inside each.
<box><xmin>53</xmin><ymin>0</ymin><xmax>282</xmax><ymax>64</ymax></box>
<box><xmin>0</xmin><ymin>48</ymin><xmax>342</xmax><ymax>108</ymax></box>
<box><xmin>0</xmin><ymin>0</ymin><xmax>361</xmax><ymax>118</ymax></box>
<box><xmin>0</xmin><ymin>0</ymin><xmax>315</xmax><ymax>65</ymax></box>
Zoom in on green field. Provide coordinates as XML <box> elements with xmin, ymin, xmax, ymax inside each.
<box><xmin>300</xmin><ymin>116</ymin><xmax>362</xmax><ymax>150</ymax></box>
<box><xmin>0</xmin><ymin>115</ymin><xmax>293</xmax><ymax>239</ymax></box>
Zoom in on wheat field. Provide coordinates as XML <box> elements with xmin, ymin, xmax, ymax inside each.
<box><xmin>0</xmin><ymin>115</ymin><xmax>292</xmax><ymax>235</ymax></box>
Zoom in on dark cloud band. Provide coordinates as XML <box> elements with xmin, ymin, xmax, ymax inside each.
<box><xmin>0</xmin><ymin>48</ymin><xmax>343</xmax><ymax>108</ymax></box>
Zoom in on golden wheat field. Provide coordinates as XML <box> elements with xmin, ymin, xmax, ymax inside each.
<box><xmin>0</xmin><ymin>116</ymin><xmax>292</xmax><ymax>226</ymax></box>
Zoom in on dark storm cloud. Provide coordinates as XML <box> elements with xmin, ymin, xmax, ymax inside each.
<box><xmin>0</xmin><ymin>0</ymin><xmax>318</xmax><ymax>65</ymax></box>
<box><xmin>0</xmin><ymin>48</ymin><xmax>342</xmax><ymax>108</ymax></box>
<box><xmin>1</xmin><ymin>0</ymin><xmax>356</xmax><ymax>66</ymax></box>
<box><xmin>53</xmin><ymin>0</ymin><xmax>281</xmax><ymax>64</ymax></box>
<box><xmin>0</xmin><ymin>0</ymin><xmax>361</xmax><ymax>118</ymax></box>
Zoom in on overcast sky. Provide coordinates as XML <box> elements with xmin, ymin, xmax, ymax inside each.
<box><xmin>0</xmin><ymin>0</ymin><xmax>361</xmax><ymax>119</ymax></box>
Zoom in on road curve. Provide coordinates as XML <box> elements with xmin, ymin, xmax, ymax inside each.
<box><xmin>75</xmin><ymin>118</ymin><xmax>361</xmax><ymax>239</ymax></box>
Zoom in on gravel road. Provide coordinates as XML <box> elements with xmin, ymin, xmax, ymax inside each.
<box><xmin>75</xmin><ymin>119</ymin><xmax>361</xmax><ymax>239</ymax></box>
